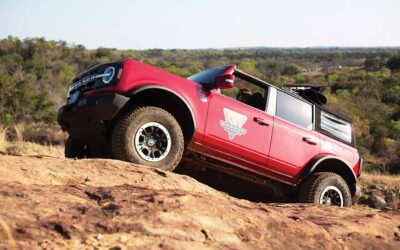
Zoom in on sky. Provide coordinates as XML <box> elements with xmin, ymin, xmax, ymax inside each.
<box><xmin>0</xmin><ymin>0</ymin><xmax>399</xmax><ymax>50</ymax></box>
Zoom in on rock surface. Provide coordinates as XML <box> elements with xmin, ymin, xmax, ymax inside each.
<box><xmin>0</xmin><ymin>155</ymin><xmax>399</xmax><ymax>249</ymax></box>
<box><xmin>358</xmin><ymin>185</ymin><xmax>400</xmax><ymax>210</ymax></box>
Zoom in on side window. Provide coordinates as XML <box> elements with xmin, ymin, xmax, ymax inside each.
<box><xmin>276</xmin><ymin>91</ymin><xmax>313</xmax><ymax>129</ymax></box>
<box><xmin>220</xmin><ymin>77</ymin><xmax>267</xmax><ymax>111</ymax></box>
<box><xmin>320</xmin><ymin>111</ymin><xmax>352</xmax><ymax>143</ymax></box>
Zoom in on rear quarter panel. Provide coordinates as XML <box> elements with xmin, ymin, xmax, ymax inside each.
<box><xmin>318</xmin><ymin>133</ymin><xmax>360</xmax><ymax>174</ymax></box>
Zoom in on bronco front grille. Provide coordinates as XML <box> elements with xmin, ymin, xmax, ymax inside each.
<box><xmin>67</xmin><ymin>61</ymin><xmax>123</xmax><ymax>102</ymax></box>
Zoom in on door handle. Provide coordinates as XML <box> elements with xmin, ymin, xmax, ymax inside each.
<box><xmin>303</xmin><ymin>137</ymin><xmax>317</xmax><ymax>145</ymax></box>
<box><xmin>253</xmin><ymin>117</ymin><xmax>270</xmax><ymax>126</ymax></box>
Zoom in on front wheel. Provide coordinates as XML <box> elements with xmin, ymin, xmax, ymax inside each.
<box><xmin>111</xmin><ymin>106</ymin><xmax>184</xmax><ymax>171</ymax></box>
<box><xmin>298</xmin><ymin>172</ymin><xmax>352</xmax><ymax>207</ymax></box>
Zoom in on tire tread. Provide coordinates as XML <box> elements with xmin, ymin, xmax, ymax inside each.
<box><xmin>111</xmin><ymin>106</ymin><xmax>184</xmax><ymax>171</ymax></box>
<box><xmin>298</xmin><ymin>172</ymin><xmax>352</xmax><ymax>207</ymax></box>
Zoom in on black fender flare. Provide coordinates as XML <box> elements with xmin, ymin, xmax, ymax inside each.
<box><xmin>298</xmin><ymin>154</ymin><xmax>357</xmax><ymax>185</ymax></box>
<box><xmin>126</xmin><ymin>84</ymin><xmax>197</xmax><ymax>133</ymax></box>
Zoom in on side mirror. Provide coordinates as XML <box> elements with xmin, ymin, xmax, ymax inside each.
<box><xmin>213</xmin><ymin>74</ymin><xmax>234</xmax><ymax>89</ymax></box>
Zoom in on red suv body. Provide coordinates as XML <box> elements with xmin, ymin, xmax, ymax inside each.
<box><xmin>58</xmin><ymin>58</ymin><xmax>362</xmax><ymax>207</ymax></box>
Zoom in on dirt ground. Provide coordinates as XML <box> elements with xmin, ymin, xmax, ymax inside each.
<box><xmin>0</xmin><ymin>155</ymin><xmax>399</xmax><ymax>249</ymax></box>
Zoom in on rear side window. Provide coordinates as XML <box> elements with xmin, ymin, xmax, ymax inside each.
<box><xmin>320</xmin><ymin>111</ymin><xmax>352</xmax><ymax>143</ymax></box>
<box><xmin>276</xmin><ymin>91</ymin><xmax>313</xmax><ymax>129</ymax></box>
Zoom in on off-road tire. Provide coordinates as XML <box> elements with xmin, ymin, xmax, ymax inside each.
<box><xmin>111</xmin><ymin>106</ymin><xmax>184</xmax><ymax>171</ymax></box>
<box><xmin>298</xmin><ymin>172</ymin><xmax>352</xmax><ymax>207</ymax></box>
<box><xmin>65</xmin><ymin>137</ymin><xmax>87</xmax><ymax>158</ymax></box>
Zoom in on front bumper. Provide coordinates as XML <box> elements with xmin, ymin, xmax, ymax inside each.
<box><xmin>58</xmin><ymin>93</ymin><xmax>129</xmax><ymax>127</ymax></box>
<box><xmin>58</xmin><ymin>93</ymin><xmax>129</xmax><ymax>155</ymax></box>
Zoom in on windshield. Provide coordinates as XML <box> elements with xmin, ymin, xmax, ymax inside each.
<box><xmin>188</xmin><ymin>66</ymin><xmax>230</xmax><ymax>87</ymax></box>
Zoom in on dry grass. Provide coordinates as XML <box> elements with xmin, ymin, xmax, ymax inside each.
<box><xmin>3</xmin><ymin>141</ymin><xmax>64</xmax><ymax>157</ymax></box>
<box><xmin>0</xmin><ymin>125</ymin><xmax>7</xmax><ymax>152</ymax></box>
<box><xmin>23</xmin><ymin>124</ymin><xmax>67</xmax><ymax>145</ymax></box>
<box><xmin>0</xmin><ymin>123</ymin><xmax>65</xmax><ymax>157</ymax></box>
<box><xmin>360</xmin><ymin>172</ymin><xmax>400</xmax><ymax>189</ymax></box>
<box><xmin>10</xmin><ymin>122</ymin><xmax>67</xmax><ymax>145</ymax></box>
<box><xmin>13</xmin><ymin>123</ymin><xmax>25</xmax><ymax>142</ymax></box>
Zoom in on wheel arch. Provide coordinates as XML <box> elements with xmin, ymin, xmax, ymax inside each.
<box><xmin>120</xmin><ymin>85</ymin><xmax>196</xmax><ymax>144</ymax></box>
<box><xmin>298</xmin><ymin>155</ymin><xmax>357</xmax><ymax>196</ymax></box>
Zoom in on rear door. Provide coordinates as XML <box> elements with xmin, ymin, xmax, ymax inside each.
<box><xmin>267</xmin><ymin>90</ymin><xmax>321</xmax><ymax>178</ymax></box>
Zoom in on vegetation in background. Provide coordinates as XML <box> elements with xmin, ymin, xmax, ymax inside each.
<box><xmin>0</xmin><ymin>36</ymin><xmax>399</xmax><ymax>173</ymax></box>
<box><xmin>0</xmin><ymin>124</ymin><xmax>63</xmax><ymax>157</ymax></box>
<box><xmin>360</xmin><ymin>172</ymin><xmax>400</xmax><ymax>190</ymax></box>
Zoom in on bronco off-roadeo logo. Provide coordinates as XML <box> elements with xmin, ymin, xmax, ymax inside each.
<box><xmin>220</xmin><ymin>108</ymin><xmax>247</xmax><ymax>140</ymax></box>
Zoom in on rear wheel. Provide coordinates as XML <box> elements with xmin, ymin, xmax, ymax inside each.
<box><xmin>298</xmin><ymin>172</ymin><xmax>352</xmax><ymax>207</ymax></box>
<box><xmin>111</xmin><ymin>106</ymin><xmax>184</xmax><ymax>171</ymax></box>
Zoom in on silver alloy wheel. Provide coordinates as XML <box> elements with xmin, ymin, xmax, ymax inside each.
<box><xmin>134</xmin><ymin>122</ymin><xmax>172</xmax><ymax>162</ymax></box>
<box><xmin>319</xmin><ymin>186</ymin><xmax>344</xmax><ymax>207</ymax></box>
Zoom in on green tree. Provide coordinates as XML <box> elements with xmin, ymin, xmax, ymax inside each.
<box><xmin>364</xmin><ymin>57</ymin><xmax>380</xmax><ymax>70</ymax></box>
<box><xmin>282</xmin><ymin>64</ymin><xmax>302</xmax><ymax>76</ymax></box>
<box><xmin>387</xmin><ymin>56</ymin><xmax>400</xmax><ymax>71</ymax></box>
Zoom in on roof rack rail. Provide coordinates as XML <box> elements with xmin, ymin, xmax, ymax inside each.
<box><xmin>282</xmin><ymin>84</ymin><xmax>326</xmax><ymax>93</ymax></box>
<box><xmin>282</xmin><ymin>84</ymin><xmax>327</xmax><ymax>105</ymax></box>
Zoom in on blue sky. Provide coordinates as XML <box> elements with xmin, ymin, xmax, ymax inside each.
<box><xmin>0</xmin><ymin>0</ymin><xmax>399</xmax><ymax>49</ymax></box>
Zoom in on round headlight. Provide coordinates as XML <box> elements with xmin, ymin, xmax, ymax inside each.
<box><xmin>103</xmin><ymin>66</ymin><xmax>115</xmax><ymax>84</ymax></box>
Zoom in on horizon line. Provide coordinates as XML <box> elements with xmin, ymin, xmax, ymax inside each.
<box><xmin>2</xmin><ymin>35</ymin><xmax>400</xmax><ymax>51</ymax></box>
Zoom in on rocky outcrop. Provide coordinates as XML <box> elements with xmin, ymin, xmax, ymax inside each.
<box><xmin>358</xmin><ymin>184</ymin><xmax>400</xmax><ymax>211</ymax></box>
<box><xmin>0</xmin><ymin>156</ymin><xmax>399</xmax><ymax>249</ymax></box>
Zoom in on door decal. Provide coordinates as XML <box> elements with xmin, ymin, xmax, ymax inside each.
<box><xmin>220</xmin><ymin>108</ymin><xmax>247</xmax><ymax>140</ymax></box>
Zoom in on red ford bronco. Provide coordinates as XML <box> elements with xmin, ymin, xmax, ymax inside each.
<box><xmin>58</xmin><ymin>58</ymin><xmax>362</xmax><ymax>207</ymax></box>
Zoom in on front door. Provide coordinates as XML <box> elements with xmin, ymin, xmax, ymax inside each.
<box><xmin>203</xmin><ymin>92</ymin><xmax>273</xmax><ymax>171</ymax></box>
